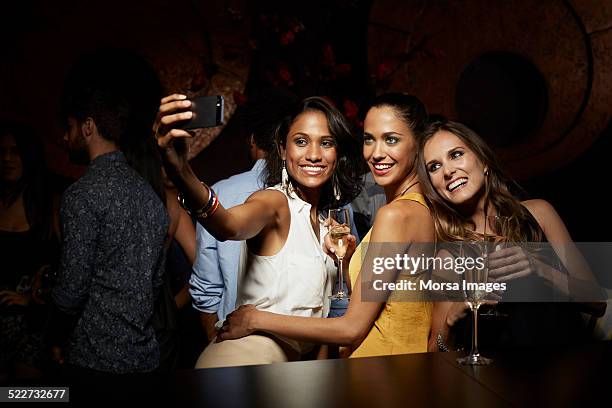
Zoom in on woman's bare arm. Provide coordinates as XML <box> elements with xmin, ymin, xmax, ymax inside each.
<box><xmin>219</xmin><ymin>200</ymin><xmax>435</xmax><ymax>349</ymax></box>
<box><xmin>519</xmin><ymin>199</ymin><xmax>603</xmax><ymax>305</ymax></box>
<box><xmin>174</xmin><ymin>204</ymin><xmax>196</xmax><ymax>265</ymax></box>
<box><xmin>199</xmin><ymin>189</ymin><xmax>286</xmax><ymax>241</ymax></box>
<box><xmin>156</xmin><ymin>94</ymin><xmax>285</xmax><ymax>242</ymax></box>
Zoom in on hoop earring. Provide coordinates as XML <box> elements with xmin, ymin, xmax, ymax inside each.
<box><xmin>281</xmin><ymin>160</ymin><xmax>289</xmax><ymax>189</ymax></box>
<box><xmin>333</xmin><ymin>174</ymin><xmax>341</xmax><ymax>202</ymax></box>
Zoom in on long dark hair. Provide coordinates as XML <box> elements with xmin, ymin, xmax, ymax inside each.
<box><xmin>265</xmin><ymin>96</ymin><xmax>363</xmax><ymax>210</ymax></box>
<box><xmin>417</xmin><ymin>119</ymin><xmax>543</xmax><ymax>242</ymax></box>
<box><xmin>0</xmin><ymin>123</ymin><xmax>58</xmax><ymax>242</ymax></box>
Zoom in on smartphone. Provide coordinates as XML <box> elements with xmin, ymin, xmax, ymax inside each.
<box><xmin>179</xmin><ymin>95</ymin><xmax>224</xmax><ymax>130</ymax></box>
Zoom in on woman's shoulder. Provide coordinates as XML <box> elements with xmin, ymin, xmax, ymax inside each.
<box><xmin>521</xmin><ymin>199</ymin><xmax>568</xmax><ymax>239</ymax></box>
<box><xmin>521</xmin><ymin>198</ymin><xmax>550</xmax><ymax>210</ymax></box>
<box><xmin>245</xmin><ymin>188</ymin><xmax>288</xmax><ymax>207</ymax></box>
<box><xmin>380</xmin><ymin>196</ymin><xmax>430</xmax><ymax>221</ymax></box>
<box><xmin>521</xmin><ymin>199</ymin><xmax>558</xmax><ymax>222</ymax></box>
<box><xmin>371</xmin><ymin>199</ymin><xmax>433</xmax><ymax>241</ymax></box>
<box><xmin>396</xmin><ymin>192</ymin><xmax>428</xmax><ymax>207</ymax></box>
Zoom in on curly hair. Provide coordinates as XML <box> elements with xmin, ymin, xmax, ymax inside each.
<box><xmin>265</xmin><ymin>96</ymin><xmax>364</xmax><ymax>210</ymax></box>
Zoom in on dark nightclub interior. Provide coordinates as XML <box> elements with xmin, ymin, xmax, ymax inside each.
<box><xmin>1</xmin><ymin>0</ymin><xmax>611</xmax><ymax>406</ymax></box>
<box><xmin>3</xmin><ymin>0</ymin><xmax>611</xmax><ymax>238</ymax></box>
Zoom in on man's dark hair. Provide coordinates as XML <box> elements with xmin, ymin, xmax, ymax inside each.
<box><xmin>61</xmin><ymin>48</ymin><xmax>165</xmax><ymax>201</ymax></box>
<box><xmin>243</xmin><ymin>89</ymin><xmax>298</xmax><ymax>154</ymax></box>
<box><xmin>62</xmin><ymin>85</ymin><xmax>129</xmax><ymax>144</ymax></box>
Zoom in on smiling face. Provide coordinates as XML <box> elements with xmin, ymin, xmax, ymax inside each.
<box><xmin>363</xmin><ymin>106</ymin><xmax>418</xmax><ymax>196</ymax></box>
<box><xmin>0</xmin><ymin>133</ymin><xmax>23</xmax><ymax>183</ymax></box>
<box><xmin>423</xmin><ymin>130</ymin><xmax>488</xmax><ymax>208</ymax></box>
<box><xmin>281</xmin><ymin>110</ymin><xmax>337</xmax><ymax>194</ymax></box>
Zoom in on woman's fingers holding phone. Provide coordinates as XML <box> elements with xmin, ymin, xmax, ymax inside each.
<box><xmin>154</xmin><ymin>94</ymin><xmax>192</xmax><ymax>136</ymax></box>
<box><xmin>160</xmin><ymin>93</ymin><xmax>188</xmax><ymax>104</ymax></box>
<box><xmin>155</xmin><ymin>94</ymin><xmax>191</xmax><ymax>131</ymax></box>
<box><xmin>154</xmin><ymin>93</ymin><xmax>198</xmax><ymax>178</ymax></box>
<box><xmin>159</xmin><ymin>99</ymin><xmax>191</xmax><ymax>116</ymax></box>
<box><xmin>157</xmin><ymin>128</ymin><xmax>193</xmax><ymax>149</ymax></box>
<box><xmin>160</xmin><ymin>110</ymin><xmax>192</xmax><ymax>126</ymax></box>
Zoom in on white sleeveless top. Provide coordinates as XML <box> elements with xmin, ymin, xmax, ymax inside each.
<box><xmin>235</xmin><ymin>185</ymin><xmax>337</xmax><ymax>351</ymax></box>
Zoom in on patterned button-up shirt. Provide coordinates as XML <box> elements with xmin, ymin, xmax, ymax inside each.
<box><xmin>52</xmin><ymin>151</ymin><xmax>168</xmax><ymax>373</ymax></box>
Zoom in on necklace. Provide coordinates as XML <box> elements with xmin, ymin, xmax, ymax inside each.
<box><xmin>394</xmin><ymin>179</ymin><xmax>419</xmax><ymax>200</ymax></box>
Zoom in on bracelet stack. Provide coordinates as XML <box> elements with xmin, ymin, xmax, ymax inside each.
<box><xmin>178</xmin><ymin>182</ymin><xmax>220</xmax><ymax>220</ymax></box>
<box><xmin>436</xmin><ymin>333</ymin><xmax>449</xmax><ymax>352</ymax></box>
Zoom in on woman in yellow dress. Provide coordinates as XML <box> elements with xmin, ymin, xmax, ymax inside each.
<box><xmin>218</xmin><ymin>93</ymin><xmax>436</xmax><ymax>358</ymax></box>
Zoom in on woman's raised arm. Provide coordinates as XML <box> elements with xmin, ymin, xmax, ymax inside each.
<box><xmin>156</xmin><ymin>94</ymin><xmax>284</xmax><ymax>242</ymax></box>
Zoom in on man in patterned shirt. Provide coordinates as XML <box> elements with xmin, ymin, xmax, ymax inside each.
<box><xmin>50</xmin><ymin>84</ymin><xmax>168</xmax><ymax>396</ymax></box>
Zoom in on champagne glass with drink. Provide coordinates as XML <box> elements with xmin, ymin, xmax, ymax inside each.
<box><xmin>328</xmin><ymin>208</ymin><xmax>351</xmax><ymax>300</ymax></box>
<box><xmin>481</xmin><ymin>215</ymin><xmax>512</xmax><ymax>318</ymax></box>
<box><xmin>456</xmin><ymin>240</ymin><xmax>493</xmax><ymax>365</ymax></box>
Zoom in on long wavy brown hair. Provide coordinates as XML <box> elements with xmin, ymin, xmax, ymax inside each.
<box><xmin>416</xmin><ymin>119</ymin><xmax>543</xmax><ymax>243</ymax></box>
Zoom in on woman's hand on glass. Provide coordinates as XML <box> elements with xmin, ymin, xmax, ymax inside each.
<box><xmin>154</xmin><ymin>94</ymin><xmax>194</xmax><ymax>176</ymax></box>
<box><xmin>445</xmin><ymin>301</ymin><xmax>470</xmax><ymax>327</ymax></box>
<box><xmin>217</xmin><ymin>304</ymin><xmax>258</xmax><ymax>342</ymax></box>
<box><xmin>323</xmin><ymin>219</ymin><xmax>357</xmax><ymax>264</ymax></box>
<box><xmin>488</xmin><ymin>246</ymin><xmax>538</xmax><ymax>283</ymax></box>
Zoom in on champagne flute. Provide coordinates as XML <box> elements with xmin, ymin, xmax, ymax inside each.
<box><xmin>481</xmin><ymin>215</ymin><xmax>512</xmax><ymax>319</ymax></box>
<box><xmin>328</xmin><ymin>208</ymin><xmax>351</xmax><ymax>300</ymax></box>
<box><xmin>456</xmin><ymin>240</ymin><xmax>492</xmax><ymax>365</ymax></box>
<box><xmin>485</xmin><ymin>215</ymin><xmax>512</xmax><ymax>245</ymax></box>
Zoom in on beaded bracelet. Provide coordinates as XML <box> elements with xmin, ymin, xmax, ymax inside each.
<box><xmin>436</xmin><ymin>333</ymin><xmax>449</xmax><ymax>352</ymax></box>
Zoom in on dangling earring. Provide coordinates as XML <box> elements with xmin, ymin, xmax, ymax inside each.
<box><xmin>333</xmin><ymin>174</ymin><xmax>341</xmax><ymax>201</ymax></box>
<box><xmin>484</xmin><ymin>168</ymin><xmax>489</xmax><ymax>176</ymax></box>
<box><xmin>281</xmin><ymin>160</ymin><xmax>289</xmax><ymax>189</ymax></box>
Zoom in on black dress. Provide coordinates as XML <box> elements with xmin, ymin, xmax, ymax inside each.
<box><xmin>453</xmin><ymin>243</ymin><xmax>589</xmax><ymax>351</ymax></box>
<box><xmin>0</xmin><ymin>227</ymin><xmax>57</xmax><ymax>367</ymax></box>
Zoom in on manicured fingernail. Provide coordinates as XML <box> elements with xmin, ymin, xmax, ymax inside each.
<box><xmin>186</xmin><ymin>111</ymin><xmax>193</xmax><ymax>117</ymax></box>
<box><xmin>178</xmin><ymin>94</ymin><xmax>187</xmax><ymax>99</ymax></box>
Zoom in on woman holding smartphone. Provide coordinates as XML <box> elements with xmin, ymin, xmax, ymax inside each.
<box><xmin>156</xmin><ymin>95</ymin><xmax>363</xmax><ymax>367</ymax></box>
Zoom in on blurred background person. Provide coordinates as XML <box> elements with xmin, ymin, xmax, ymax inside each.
<box><xmin>49</xmin><ymin>75</ymin><xmax>168</xmax><ymax>401</ymax></box>
<box><xmin>0</xmin><ymin>123</ymin><xmax>60</xmax><ymax>382</ymax></box>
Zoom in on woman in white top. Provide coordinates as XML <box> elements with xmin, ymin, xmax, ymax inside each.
<box><xmin>156</xmin><ymin>95</ymin><xmax>363</xmax><ymax>367</ymax></box>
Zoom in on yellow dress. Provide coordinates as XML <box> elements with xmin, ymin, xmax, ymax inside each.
<box><xmin>348</xmin><ymin>192</ymin><xmax>433</xmax><ymax>358</ymax></box>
